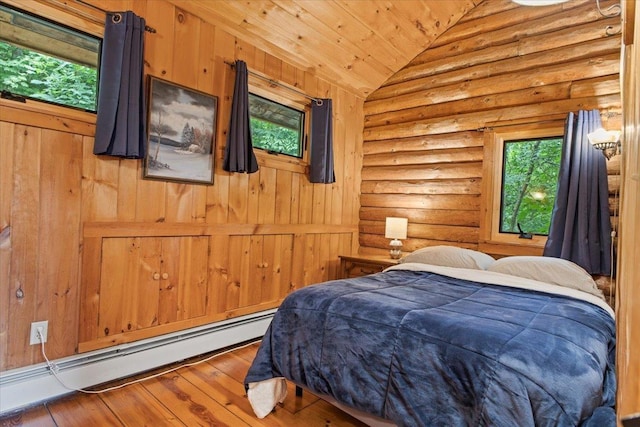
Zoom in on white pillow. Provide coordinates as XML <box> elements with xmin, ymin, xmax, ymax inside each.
<box><xmin>486</xmin><ymin>256</ymin><xmax>603</xmax><ymax>298</ymax></box>
<box><xmin>399</xmin><ymin>245</ymin><xmax>495</xmax><ymax>270</ymax></box>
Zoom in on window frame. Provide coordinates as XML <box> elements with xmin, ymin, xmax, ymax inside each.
<box><xmin>247</xmin><ymin>75</ymin><xmax>311</xmax><ymax>173</ymax></box>
<box><xmin>0</xmin><ymin>0</ymin><xmax>103</xmax><ymax>119</ymax></box>
<box><xmin>499</xmin><ymin>135</ymin><xmax>563</xmax><ymax>236</ymax></box>
<box><xmin>480</xmin><ymin>122</ymin><xmax>565</xmax><ymax>250</ymax></box>
<box><xmin>248</xmin><ymin>92</ymin><xmax>305</xmax><ymax>159</ymax></box>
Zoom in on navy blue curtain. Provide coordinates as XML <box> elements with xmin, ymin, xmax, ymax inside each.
<box><xmin>223</xmin><ymin>60</ymin><xmax>258</xmax><ymax>173</ymax></box>
<box><xmin>543</xmin><ymin>110</ymin><xmax>612</xmax><ymax>275</ymax></box>
<box><xmin>309</xmin><ymin>99</ymin><xmax>335</xmax><ymax>184</ymax></box>
<box><xmin>94</xmin><ymin>12</ymin><xmax>146</xmax><ymax>159</ymax></box>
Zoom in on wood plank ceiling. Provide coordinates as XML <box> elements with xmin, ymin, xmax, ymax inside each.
<box><xmin>165</xmin><ymin>0</ymin><xmax>483</xmax><ymax>98</ymax></box>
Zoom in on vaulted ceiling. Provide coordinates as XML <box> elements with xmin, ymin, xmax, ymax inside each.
<box><xmin>166</xmin><ymin>0</ymin><xmax>484</xmax><ymax>98</ymax></box>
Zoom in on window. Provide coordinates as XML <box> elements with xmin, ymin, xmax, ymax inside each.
<box><xmin>500</xmin><ymin>137</ymin><xmax>562</xmax><ymax>236</ymax></box>
<box><xmin>0</xmin><ymin>4</ymin><xmax>101</xmax><ymax>112</ymax></box>
<box><xmin>480</xmin><ymin>123</ymin><xmax>565</xmax><ymax>249</ymax></box>
<box><xmin>249</xmin><ymin>93</ymin><xmax>305</xmax><ymax>158</ymax></box>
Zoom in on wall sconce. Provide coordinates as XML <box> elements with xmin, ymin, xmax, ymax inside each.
<box><xmin>385</xmin><ymin>217</ymin><xmax>408</xmax><ymax>260</ymax></box>
<box><xmin>587</xmin><ymin>128</ymin><xmax>621</xmax><ymax>160</ymax></box>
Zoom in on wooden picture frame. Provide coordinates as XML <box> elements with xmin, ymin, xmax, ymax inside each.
<box><xmin>144</xmin><ymin>76</ymin><xmax>217</xmax><ymax>185</ymax></box>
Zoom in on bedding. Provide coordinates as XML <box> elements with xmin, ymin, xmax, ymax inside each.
<box><xmin>486</xmin><ymin>255</ymin><xmax>604</xmax><ymax>299</ymax></box>
<box><xmin>398</xmin><ymin>245</ymin><xmax>496</xmax><ymax>270</ymax></box>
<box><xmin>245</xmin><ymin>263</ymin><xmax>616</xmax><ymax>426</ymax></box>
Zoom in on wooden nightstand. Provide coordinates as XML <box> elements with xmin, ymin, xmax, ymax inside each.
<box><xmin>339</xmin><ymin>254</ymin><xmax>399</xmax><ymax>279</ymax></box>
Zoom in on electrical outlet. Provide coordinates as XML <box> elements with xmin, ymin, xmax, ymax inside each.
<box><xmin>29</xmin><ymin>321</ymin><xmax>48</xmax><ymax>345</ymax></box>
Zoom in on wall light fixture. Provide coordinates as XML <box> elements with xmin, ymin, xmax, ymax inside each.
<box><xmin>587</xmin><ymin>128</ymin><xmax>621</xmax><ymax>160</ymax></box>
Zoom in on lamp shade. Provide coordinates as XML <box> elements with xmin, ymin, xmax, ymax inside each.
<box><xmin>385</xmin><ymin>217</ymin><xmax>408</xmax><ymax>240</ymax></box>
<box><xmin>587</xmin><ymin>128</ymin><xmax>621</xmax><ymax>145</ymax></box>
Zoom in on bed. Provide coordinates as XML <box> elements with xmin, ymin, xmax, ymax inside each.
<box><xmin>244</xmin><ymin>247</ymin><xmax>616</xmax><ymax>426</ymax></box>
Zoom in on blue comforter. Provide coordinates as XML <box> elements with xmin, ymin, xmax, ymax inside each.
<box><xmin>245</xmin><ymin>268</ymin><xmax>616</xmax><ymax>426</ymax></box>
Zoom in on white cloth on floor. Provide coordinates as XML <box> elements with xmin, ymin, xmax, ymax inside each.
<box><xmin>247</xmin><ymin>377</ymin><xmax>288</xmax><ymax>418</ymax></box>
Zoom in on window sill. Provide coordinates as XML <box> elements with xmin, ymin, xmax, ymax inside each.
<box><xmin>0</xmin><ymin>98</ymin><xmax>96</xmax><ymax>135</ymax></box>
<box><xmin>254</xmin><ymin>150</ymin><xmax>308</xmax><ymax>174</ymax></box>
<box><xmin>485</xmin><ymin>231</ymin><xmax>547</xmax><ymax>247</ymax></box>
<box><xmin>478</xmin><ymin>240</ymin><xmax>545</xmax><ymax>258</ymax></box>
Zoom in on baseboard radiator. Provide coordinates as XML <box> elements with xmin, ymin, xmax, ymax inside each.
<box><xmin>0</xmin><ymin>309</ymin><xmax>275</xmax><ymax>415</ymax></box>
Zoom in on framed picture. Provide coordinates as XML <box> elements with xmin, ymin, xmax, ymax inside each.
<box><xmin>144</xmin><ymin>76</ymin><xmax>217</xmax><ymax>185</ymax></box>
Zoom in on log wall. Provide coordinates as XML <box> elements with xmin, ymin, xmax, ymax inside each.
<box><xmin>0</xmin><ymin>0</ymin><xmax>363</xmax><ymax>370</ymax></box>
<box><xmin>360</xmin><ymin>0</ymin><xmax>622</xmax><ymax>263</ymax></box>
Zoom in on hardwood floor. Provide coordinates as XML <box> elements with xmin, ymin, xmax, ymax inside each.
<box><xmin>0</xmin><ymin>341</ymin><xmax>367</xmax><ymax>426</ymax></box>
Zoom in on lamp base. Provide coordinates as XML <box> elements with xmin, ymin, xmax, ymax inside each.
<box><xmin>389</xmin><ymin>239</ymin><xmax>403</xmax><ymax>260</ymax></box>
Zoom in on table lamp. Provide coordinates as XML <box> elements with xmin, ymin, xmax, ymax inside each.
<box><xmin>385</xmin><ymin>217</ymin><xmax>408</xmax><ymax>259</ymax></box>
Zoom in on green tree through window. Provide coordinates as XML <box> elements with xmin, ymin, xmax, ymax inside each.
<box><xmin>500</xmin><ymin>137</ymin><xmax>563</xmax><ymax>235</ymax></box>
<box><xmin>250</xmin><ymin>117</ymin><xmax>301</xmax><ymax>156</ymax></box>
<box><xmin>0</xmin><ymin>43</ymin><xmax>98</xmax><ymax>111</ymax></box>
<box><xmin>0</xmin><ymin>4</ymin><xmax>99</xmax><ymax>112</ymax></box>
<box><xmin>248</xmin><ymin>93</ymin><xmax>304</xmax><ymax>158</ymax></box>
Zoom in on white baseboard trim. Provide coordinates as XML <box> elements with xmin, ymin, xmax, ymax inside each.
<box><xmin>0</xmin><ymin>310</ymin><xmax>275</xmax><ymax>415</ymax></box>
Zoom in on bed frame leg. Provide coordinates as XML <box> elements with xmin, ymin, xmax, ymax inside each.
<box><xmin>295</xmin><ymin>385</ymin><xmax>303</xmax><ymax>397</ymax></box>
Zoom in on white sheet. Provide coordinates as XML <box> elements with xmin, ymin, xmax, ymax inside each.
<box><xmin>384</xmin><ymin>262</ymin><xmax>615</xmax><ymax>319</ymax></box>
<box><xmin>246</xmin><ymin>377</ymin><xmax>287</xmax><ymax>418</ymax></box>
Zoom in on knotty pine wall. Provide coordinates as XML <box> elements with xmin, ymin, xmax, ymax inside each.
<box><xmin>359</xmin><ymin>0</ymin><xmax>622</xmax><ymax>264</ymax></box>
<box><xmin>617</xmin><ymin>0</ymin><xmax>640</xmax><ymax>419</ymax></box>
<box><xmin>0</xmin><ymin>0</ymin><xmax>363</xmax><ymax>370</ymax></box>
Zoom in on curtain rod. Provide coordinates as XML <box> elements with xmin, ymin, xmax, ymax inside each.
<box><xmin>225</xmin><ymin>61</ymin><xmax>323</xmax><ymax>106</ymax></box>
<box><xmin>71</xmin><ymin>0</ymin><xmax>156</xmax><ymax>33</ymax></box>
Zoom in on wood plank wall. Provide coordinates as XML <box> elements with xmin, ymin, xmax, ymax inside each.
<box><xmin>359</xmin><ymin>0</ymin><xmax>622</xmax><ymax>260</ymax></box>
<box><xmin>617</xmin><ymin>0</ymin><xmax>640</xmax><ymax>421</ymax></box>
<box><xmin>0</xmin><ymin>0</ymin><xmax>363</xmax><ymax>370</ymax></box>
